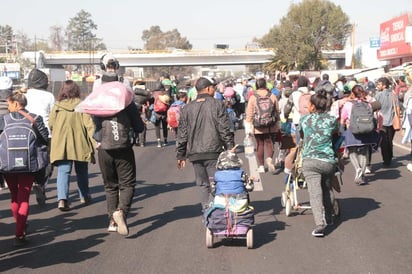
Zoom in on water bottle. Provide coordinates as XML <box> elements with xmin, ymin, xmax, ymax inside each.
<box><xmin>244</xmin><ymin>135</ymin><xmax>255</xmax><ymax>158</ymax></box>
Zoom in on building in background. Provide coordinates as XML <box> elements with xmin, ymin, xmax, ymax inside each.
<box><xmin>377</xmin><ymin>13</ymin><xmax>412</xmax><ymax>67</ymax></box>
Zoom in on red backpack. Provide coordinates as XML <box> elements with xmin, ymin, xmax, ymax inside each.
<box><xmin>153</xmin><ymin>92</ymin><xmax>170</xmax><ymax>113</ymax></box>
<box><xmin>167</xmin><ymin>103</ymin><xmax>183</xmax><ymax>128</ymax></box>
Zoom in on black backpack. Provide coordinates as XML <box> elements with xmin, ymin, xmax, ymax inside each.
<box><xmin>349</xmin><ymin>100</ymin><xmax>376</xmax><ymax>135</ymax></box>
<box><xmin>253</xmin><ymin>91</ymin><xmax>276</xmax><ymax>128</ymax></box>
<box><xmin>99</xmin><ymin>110</ymin><xmax>132</xmax><ymax>150</ymax></box>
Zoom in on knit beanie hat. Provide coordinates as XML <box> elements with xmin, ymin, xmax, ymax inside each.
<box><xmin>28</xmin><ymin>69</ymin><xmax>49</xmax><ymax>89</ymax></box>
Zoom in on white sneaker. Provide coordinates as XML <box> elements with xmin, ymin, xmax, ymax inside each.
<box><xmin>257</xmin><ymin>165</ymin><xmax>265</xmax><ymax>173</ymax></box>
<box><xmin>407</xmin><ymin>163</ymin><xmax>412</xmax><ymax>172</ymax></box>
<box><xmin>113</xmin><ymin>209</ymin><xmax>129</xmax><ymax>236</ymax></box>
<box><xmin>364</xmin><ymin>167</ymin><xmax>372</xmax><ymax>174</ymax></box>
<box><xmin>108</xmin><ymin>220</ymin><xmax>118</xmax><ymax>232</ymax></box>
<box><xmin>265</xmin><ymin>157</ymin><xmax>275</xmax><ymax>173</ymax></box>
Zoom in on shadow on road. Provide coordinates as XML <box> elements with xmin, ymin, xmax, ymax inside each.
<box><xmin>0</xmin><ymin>212</ymin><xmax>109</xmax><ymax>272</ymax></box>
<box><xmin>337</xmin><ymin>197</ymin><xmax>381</xmax><ymax>222</ymax></box>
<box><xmin>128</xmin><ymin>204</ymin><xmax>200</xmax><ymax>238</ymax></box>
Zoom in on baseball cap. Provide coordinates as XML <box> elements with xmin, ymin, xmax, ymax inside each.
<box><xmin>195</xmin><ymin>76</ymin><xmax>217</xmax><ymax>90</ymax></box>
<box><xmin>0</xmin><ymin>76</ymin><xmax>13</xmax><ymax>90</ymax></box>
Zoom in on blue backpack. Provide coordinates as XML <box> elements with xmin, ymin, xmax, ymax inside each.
<box><xmin>0</xmin><ymin>111</ymin><xmax>49</xmax><ymax>173</ymax></box>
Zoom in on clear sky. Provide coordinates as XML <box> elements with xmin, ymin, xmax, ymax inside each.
<box><xmin>0</xmin><ymin>0</ymin><xmax>410</xmax><ymax>50</ymax></box>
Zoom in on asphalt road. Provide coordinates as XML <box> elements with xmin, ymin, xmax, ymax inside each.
<box><xmin>1</xmin><ymin>126</ymin><xmax>412</xmax><ymax>274</ymax></box>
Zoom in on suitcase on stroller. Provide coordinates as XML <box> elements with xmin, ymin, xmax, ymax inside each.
<box><xmin>204</xmin><ymin>174</ymin><xmax>255</xmax><ymax>249</ymax></box>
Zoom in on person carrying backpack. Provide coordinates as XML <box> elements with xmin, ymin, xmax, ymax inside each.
<box><xmin>92</xmin><ymin>54</ymin><xmax>145</xmax><ymax>236</ymax></box>
<box><xmin>245</xmin><ymin>77</ymin><xmax>280</xmax><ymax>173</ymax></box>
<box><xmin>167</xmin><ymin>91</ymin><xmax>187</xmax><ymax>137</ymax></box>
<box><xmin>152</xmin><ymin>82</ymin><xmax>171</xmax><ymax>147</ymax></box>
<box><xmin>133</xmin><ymin>79</ymin><xmax>151</xmax><ymax>147</ymax></box>
<box><xmin>340</xmin><ymin>84</ymin><xmax>379</xmax><ymax>185</ymax></box>
<box><xmin>0</xmin><ymin>76</ymin><xmax>13</xmax><ymax>191</ymax></box>
<box><xmin>0</xmin><ymin>91</ymin><xmax>49</xmax><ymax>247</ymax></box>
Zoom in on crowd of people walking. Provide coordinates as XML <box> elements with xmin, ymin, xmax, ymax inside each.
<box><xmin>0</xmin><ymin>54</ymin><xmax>411</xmax><ymax>247</ymax></box>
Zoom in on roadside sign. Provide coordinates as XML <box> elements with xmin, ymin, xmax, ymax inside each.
<box><xmin>370</xmin><ymin>37</ymin><xmax>381</xmax><ymax>48</ymax></box>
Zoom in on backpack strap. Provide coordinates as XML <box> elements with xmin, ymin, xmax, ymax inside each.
<box><xmin>17</xmin><ymin>110</ymin><xmax>46</xmax><ymax>143</ymax></box>
<box><xmin>17</xmin><ymin>110</ymin><xmax>37</xmax><ymax>126</ymax></box>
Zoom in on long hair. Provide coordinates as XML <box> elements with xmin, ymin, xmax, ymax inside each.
<box><xmin>351</xmin><ymin>84</ymin><xmax>366</xmax><ymax>100</ymax></box>
<box><xmin>256</xmin><ymin>78</ymin><xmax>267</xmax><ymax>90</ymax></box>
<box><xmin>57</xmin><ymin>80</ymin><xmax>81</xmax><ymax>101</ymax></box>
<box><xmin>310</xmin><ymin>89</ymin><xmax>328</xmax><ymax>113</ymax></box>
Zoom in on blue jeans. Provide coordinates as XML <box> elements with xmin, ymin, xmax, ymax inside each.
<box><xmin>56</xmin><ymin>160</ymin><xmax>90</xmax><ymax>201</ymax></box>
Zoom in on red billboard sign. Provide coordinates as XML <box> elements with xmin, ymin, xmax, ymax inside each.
<box><xmin>378</xmin><ymin>14</ymin><xmax>411</xmax><ymax>60</ymax></box>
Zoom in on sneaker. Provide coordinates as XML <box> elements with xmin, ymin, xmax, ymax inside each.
<box><xmin>407</xmin><ymin>163</ymin><xmax>412</xmax><ymax>172</ymax></box>
<box><xmin>257</xmin><ymin>165</ymin><xmax>265</xmax><ymax>173</ymax></box>
<box><xmin>354</xmin><ymin>168</ymin><xmax>362</xmax><ymax>184</ymax></box>
<box><xmin>157</xmin><ymin>139</ymin><xmax>162</xmax><ymax>148</ymax></box>
<box><xmin>311</xmin><ymin>225</ymin><xmax>326</xmax><ymax>237</ymax></box>
<box><xmin>284</xmin><ymin>167</ymin><xmax>292</xmax><ymax>175</ymax></box>
<box><xmin>0</xmin><ymin>182</ymin><xmax>7</xmax><ymax>190</ymax></box>
<box><xmin>80</xmin><ymin>194</ymin><xmax>92</xmax><ymax>204</ymax></box>
<box><xmin>265</xmin><ymin>157</ymin><xmax>275</xmax><ymax>173</ymax></box>
<box><xmin>58</xmin><ymin>199</ymin><xmax>70</xmax><ymax>211</ymax></box>
<box><xmin>13</xmin><ymin>235</ymin><xmax>30</xmax><ymax>247</ymax></box>
<box><xmin>364</xmin><ymin>167</ymin><xmax>372</xmax><ymax>174</ymax></box>
<box><xmin>162</xmin><ymin>140</ymin><xmax>168</xmax><ymax>147</ymax></box>
<box><xmin>358</xmin><ymin>177</ymin><xmax>367</xmax><ymax>185</ymax></box>
<box><xmin>107</xmin><ymin>220</ymin><xmax>118</xmax><ymax>232</ymax></box>
<box><xmin>113</xmin><ymin>209</ymin><xmax>129</xmax><ymax>236</ymax></box>
<box><xmin>33</xmin><ymin>184</ymin><xmax>46</xmax><ymax>207</ymax></box>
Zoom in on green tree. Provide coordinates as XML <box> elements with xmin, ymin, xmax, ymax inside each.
<box><xmin>49</xmin><ymin>25</ymin><xmax>64</xmax><ymax>51</ymax></box>
<box><xmin>65</xmin><ymin>9</ymin><xmax>106</xmax><ymax>51</ymax></box>
<box><xmin>0</xmin><ymin>25</ymin><xmax>14</xmax><ymax>54</ymax></box>
<box><xmin>16</xmin><ymin>31</ymin><xmax>33</xmax><ymax>53</ymax></box>
<box><xmin>141</xmin><ymin>26</ymin><xmax>194</xmax><ymax>79</ymax></box>
<box><xmin>260</xmin><ymin>0</ymin><xmax>352</xmax><ymax>72</ymax></box>
<box><xmin>141</xmin><ymin>25</ymin><xmax>192</xmax><ymax>50</ymax></box>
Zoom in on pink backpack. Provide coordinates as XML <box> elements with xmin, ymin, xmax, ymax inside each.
<box><xmin>298</xmin><ymin>93</ymin><xmax>312</xmax><ymax>116</ymax></box>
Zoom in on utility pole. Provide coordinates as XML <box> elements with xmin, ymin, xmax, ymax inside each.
<box><xmin>351</xmin><ymin>23</ymin><xmax>356</xmax><ymax>69</ymax></box>
<box><xmin>34</xmin><ymin>35</ymin><xmax>37</xmax><ymax>68</ymax></box>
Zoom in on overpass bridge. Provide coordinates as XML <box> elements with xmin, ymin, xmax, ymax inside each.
<box><xmin>32</xmin><ymin>49</ymin><xmax>276</xmax><ymax>68</ymax></box>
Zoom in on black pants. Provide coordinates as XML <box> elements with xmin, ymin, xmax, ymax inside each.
<box><xmin>380</xmin><ymin>126</ymin><xmax>395</xmax><ymax>165</ymax></box>
<box><xmin>155</xmin><ymin>114</ymin><xmax>168</xmax><ymax>141</ymax></box>
<box><xmin>98</xmin><ymin>147</ymin><xmax>136</xmax><ymax>219</ymax></box>
<box><xmin>192</xmin><ymin>159</ymin><xmax>217</xmax><ymax>211</ymax></box>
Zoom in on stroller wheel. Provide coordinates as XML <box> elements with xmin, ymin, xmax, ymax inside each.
<box><xmin>281</xmin><ymin>191</ymin><xmax>287</xmax><ymax>207</ymax></box>
<box><xmin>333</xmin><ymin>199</ymin><xmax>340</xmax><ymax>217</ymax></box>
<box><xmin>285</xmin><ymin>198</ymin><xmax>292</xmax><ymax>217</ymax></box>
<box><xmin>206</xmin><ymin>228</ymin><xmax>214</xmax><ymax>248</ymax></box>
<box><xmin>246</xmin><ymin>228</ymin><xmax>254</xmax><ymax>249</ymax></box>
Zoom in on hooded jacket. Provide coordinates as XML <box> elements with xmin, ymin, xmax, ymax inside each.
<box><xmin>176</xmin><ymin>93</ymin><xmax>234</xmax><ymax>161</ymax></box>
<box><xmin>49</xmin><ymin>98</ymin><xmax>96</xmax><ymax>164</ymax></box>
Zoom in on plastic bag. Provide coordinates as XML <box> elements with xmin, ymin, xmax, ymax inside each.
<box><xmin>75</xmin><ymin>81</ymin><xmax>133</xmax><ymax>117</ymax></box>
